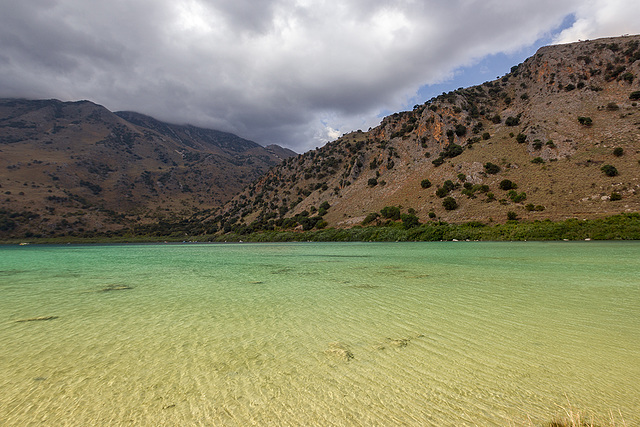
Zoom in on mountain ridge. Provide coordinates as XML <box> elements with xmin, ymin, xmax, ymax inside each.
<box><xmin>0</xmin><ymin>98</ymin><xmax>295</xmax><ymax>237</ymax></box>
<box><xmin>216</xmin><ymin>35</ymin><xmax>640</xmax><ymax>234</ymax></box>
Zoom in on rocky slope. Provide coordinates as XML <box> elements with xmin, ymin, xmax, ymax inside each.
<box><xmin>0</xmin><ymin>99</ymin><xmax>295</xmax><ymax>237</ymax></box>
<box><xmin>219</xmin><ymin>35</ymin><xmax>640</xmax><ymax>233</ymax></box>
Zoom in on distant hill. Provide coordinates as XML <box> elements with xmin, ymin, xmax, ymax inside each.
<box><xmin>218</xmin><ymin>35</ymin><xmax>640</xmax><ymax>234</ymax></box>
<box><xmin>0</xmin><ymin>99</ymin><xmax>295</xmax><ymax>238</ymax></box>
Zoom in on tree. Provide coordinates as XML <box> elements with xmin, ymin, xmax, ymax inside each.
<box><xmin>601</xmin><ymin>164</ymin><xmax>619</xmax><ymax>177</ymax></box>
<box><xmin>401</xmin><ymin>213</ymin><xmax>420</xmax><ymax>229</ymax></box>
<box><xmin>380</xmin><ymin>206</ymin><xmax>401</xmax><ymax>220</ymax></box>
<box><xmin>505</xmin><ymin>116</ymin><xmax>520</xmax><ymax>126</ymax></box>
<box><xmin>443</xmin><ymin>144</ymin><xmax>463</xmax><ymax>158</ymax></box>
<box><xmin>499</xmin><ymin>179</ymin><xmax>517</xmax><ymax>190</ymax></box>
<box><xmin>420</xmin><ymin>179</ymin><xmax>432</xmax><ymax>189</ymax></box>
<box><xmin>362</xmin><ymin>212</ymin><xmax>380</xmax><ymax>225</ymax></box>
<box><xmin>578</xmin><ymin>116</ymin><xmax>593</xmax><ymax>126</ymax></box>
<box><xmin>613</xmin><ymin>147</ymin><xmax>624</xmax><ymax>157</ymax></box>
<box><xmin>484</xmin><ymin>162</ymin><xmax>501</xmax><ymax>174</ymax></box>
<box><xmin>442</xmin><ymin>197</ymin><xmax>458</xmax><ymax>210</ymax></box>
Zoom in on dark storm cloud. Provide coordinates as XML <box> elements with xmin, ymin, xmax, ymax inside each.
<box><xmin>1</xmin><ymin>0</ymin><xmax>638</xmax><ymax>151</ymax></box>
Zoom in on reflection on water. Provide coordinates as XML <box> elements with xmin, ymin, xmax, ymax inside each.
<box><xmin>0</xmin><ymin>242</ymin><xmax>639</xmax><ymax>426</ymax></box>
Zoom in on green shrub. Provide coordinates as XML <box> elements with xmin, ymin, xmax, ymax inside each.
<box><xmin>532</xmin><ymin>140</ymin><xmax>543</xmax><ymax>150</ymax></box>
<box><xmin>380</xmin><ymin>206</ymin><xmax>401</xmax><ymax>220</ymax></box>
<box><xmin>401</xmin><ymin>213</ymin><xmax>420</xmax><ymax>229</ymax></box>
<box><xmin>362</xmin><ymin>212</ymin><xmax>380</xmax><ymax>225</ymax></box>
<box><xmin>443</xmin><ymin>180</ymin><xmax>456</xmax><ymax>192</ymax></box>
<box><xmin>613</xmin><ymin>147</ymin><xmax>624</xmax><ymax>157</ymax></box>
<box><xmin>442</xmin><ymin>197</ymin><xmax>458</xmax><ymax>211</ymax></box>
<box><xmin>482</xmin><ymin>132</ymin><xmax>490</xmax><ymax>140</ymax></box>
<box><xmin>435</xmin><ymin>187</ymin><xmax>450</xmax><ymax>198</ymax></box>
<box><xmin>454</xmin><ymin>124</ymin><xmax>467</xmax><ymax>137</ymax></box>
<box><xmin>420</xmin><ymin>179</ymin><xmax>432</xmax><ymax>189</ymax></box>
<box><xmin>577</xmin><ymin>116</ymin><xmax>593</xmax><ymax>126</ymax></box>
<box><xmin>446</xmin><ymin>129</ymin><xmax>455</xmax><ymax>142</ymax></box>
<box><xmin>515</xmin><ymin>133</ymin><xmax>527</xmax><ymax>143</ymax></box>
<box><xmin>509</xmin><ymin>192</ymin><xmax>527</xmax><ymax>203</ymax></box>
<box><xmin>507</xmin><ymin>211</ymin><xmax>518</xmax><ymax>221</ymax></box>
<box><xmin>443</xmin><ymin>143</ymin><xmax>463</xmax><ymax>158</ymax></box>
<box><xmin>499</xmin><ymin>179</ymin><xmax>517</xmax><ymax>190</ymax></box>
<box><xmin>505</xmin><ymin>116</ymin><xmax>520</xmax><ymax>126</ymax></box>
<box><xmin>601</xmin><ymin>164</ymin><xmax>619</xmax><ymax>177</ymax></box>
<box><xmin>457</xmin><ymin>173</ymin><xmax>466</xmax><ymax>182</ymax></box>
<box><xmin>610</xmin><ymin>192</ymin><xmax>622</xmax><ymax>201</ymax></box>
<box><xmin>531</xmin><ymin>157</ymin><xmax>544</xmax><ymax>164</ymax></box>
<box><xmin>367</xmin><ymin>178</ymin><xmax>378</xmax><ymax>186</ymax></box>
<box><xmin>484</xmin><ymin>162</ymin><xmax>501</xmax><ymax>174</ymax></box>
<box><xmin>630</xmin><ymin>91</ymin><xmax>640</xmax><ymax>100</ymax></box>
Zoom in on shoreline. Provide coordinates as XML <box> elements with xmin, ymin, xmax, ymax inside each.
<box><xmin>2</xmin><ymin>212</ymin><xmax>639</xmax><ymax>245</ymax></box>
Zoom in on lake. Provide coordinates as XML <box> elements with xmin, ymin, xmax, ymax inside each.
<box><xmin>1</xmin><ymin>242</ymin><xmax>638</xmax><ymax>426</ymax></box>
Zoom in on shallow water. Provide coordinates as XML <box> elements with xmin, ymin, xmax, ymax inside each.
<box><xmin>1</xmin><ymin>241</ymin><xmax>639</xmax><ymax>426</ymax></box>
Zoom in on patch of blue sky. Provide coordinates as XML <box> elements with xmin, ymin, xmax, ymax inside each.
<box><xmin>401</xmin><ymin>14</ymin><xmax>577</xmax><ymax>112</ymax></box>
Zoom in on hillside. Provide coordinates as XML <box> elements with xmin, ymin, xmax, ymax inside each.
<box><xmin>217</xmin><ymin>35</ymin><xmax>640</xmax><ymax>234</ymax></box>
<box><xmin>0</xmin><ymin>99</ymin><xmax>295</xmax><ymax>238</ymax></box>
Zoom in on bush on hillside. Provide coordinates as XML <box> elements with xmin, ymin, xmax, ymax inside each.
<box><xmin>442</xmin><ymin>197</ymin><xmax>458</xmax><ymax>211</ymax></box>
<box><xmin>601</xmin><ymin>164</ymin><xmax>619</xmax><ymax>177</ymax></box>
<box><xmin>499</xmin><ymin>179</ymin><xmax>517</xmax><ymax>190</ymax></box>
<box><xmin>484</xmin><ymin>162</ymin><xmax>501</xmax><ymax>174</ymax></box>
<box><xmin>578</xmin><ymin>116</ymin><xmax>593</xmax><ymax>126</ymax></box>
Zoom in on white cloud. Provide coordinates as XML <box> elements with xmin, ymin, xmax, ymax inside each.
<box><xmin>554</xmin><ymin>0</ymin><xmax>640</xmax><ymax>43</ymax></box>
<box><xmin>1</xmin><ymin>0</ymin><xmax>638</xmax><ymax>152</ymax></box>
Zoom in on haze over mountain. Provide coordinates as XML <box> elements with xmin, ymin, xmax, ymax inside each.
<box><xmin>0</xmin><ymin>99</ymin><xmax>294</xmax><ymax>237</ymax></box>
<box><xmin>218</xmin><ymin>35</ymin><xmax>640</xmax><ymax>233</ymax></box>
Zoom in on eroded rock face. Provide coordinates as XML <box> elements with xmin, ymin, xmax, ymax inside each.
<box><xmin>221</xmin><ymin>35</ymin><xmax>640</xmax><ymax>229</ymax></box>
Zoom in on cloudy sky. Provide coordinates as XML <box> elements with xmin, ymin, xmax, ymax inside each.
<box><xmin>1</xmin><ymin>1</ymin><xmax>639</xmax><ymax>152</ymax></box>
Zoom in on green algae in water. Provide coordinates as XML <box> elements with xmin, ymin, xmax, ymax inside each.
<box><xmin>0</xmin><ymin>242</ymin><xmax>639</xmax><ymax>426</ymax></box>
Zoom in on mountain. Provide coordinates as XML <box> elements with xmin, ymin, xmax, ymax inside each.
<box><xmin>0</xmin><ymin>99</ymin><xmax>295</xmax><ymax>237</ymax></box>
<box><xmin>218</xmin><ymin>35</ymin><xmax>640</xmax><ymax>234</ymax></box>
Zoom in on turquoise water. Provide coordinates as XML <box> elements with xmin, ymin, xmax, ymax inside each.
<box><xmin>0</xmin><ymin>242</ymin><xmax>639</xmax><ymax>426</ymax></box>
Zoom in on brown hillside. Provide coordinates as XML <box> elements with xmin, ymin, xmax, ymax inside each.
<box><xmin>220</xmin><ymin>35</ymin><xmax>640</xmax><ymax>232</ymax></box>
<box><xmin>0</xmin><ymin>99</ymin><xmax>295</xmax><ymax>237</ymax></box>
